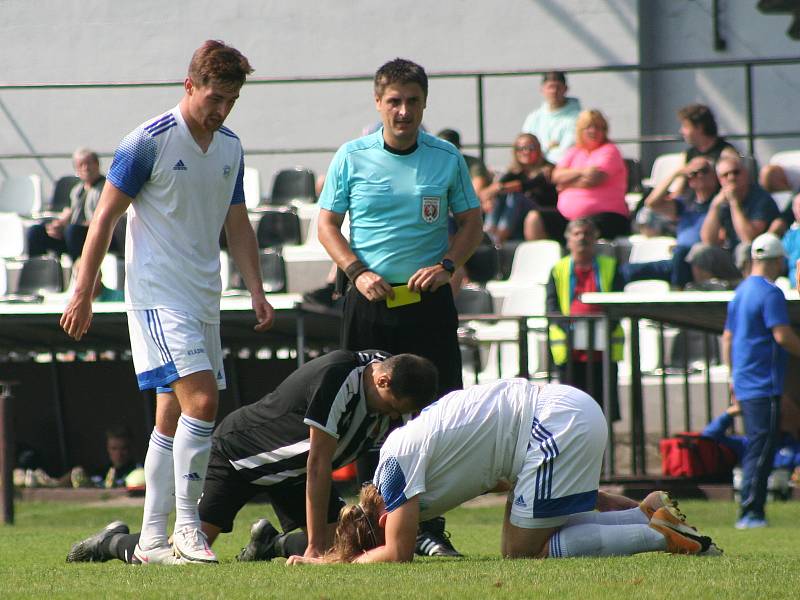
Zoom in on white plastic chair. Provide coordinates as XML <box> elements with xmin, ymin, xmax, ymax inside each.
<box><xmin>243</xmin><ymin>166</ymin><xmax>262</xmax><ymax>209</ymax></box>
<box><xmin>769</xmin><ymin>150</ymin><xmax>800</xmax><ymax>192</ymax></box>
<box><xmin>642</xmin><ymin>152</ymin><xmax>684</xmax><ymax>189</ymax></box>
<box><xmin>623</xmin><ymin>279</ymin><xmax>671</xmax><ymax>294</ymax></box>
<box><xmin>219</xmin><ymin>250</ymin><xmax>231</xmax><ymax>291</ymax></box>
<box><xmin>486</xmin><ymin>240</ymin><xmax>562</xmax><ymax>306</ymax></box>
<box><xmin>0</xmin><ymin>213</ymin><xmax>26</xmax><ymax>258</ymax></box>
<box><xmin>0</xmin><ymin>175</ymin><xmax>42</xmax><ymax>215</ymax></box>
<box><xmin>772</xmin><ymin>190</ymin><xmax>793</xmax><ymax>213</ymax></box>
<box><xmin>100</xmin><ymin>254</ymin><xmax>125</xmax><ymax>291</ymax></box>
<box><xmin>507</xmin><ymin>240</ymin><xmax>562</xmax><ymax>283</ymax></box>
<box><xmin>279</xmin><ymin>205</ymin><xmax>351</xmax><ymax>294</ymax></box>
<box><xmin>0</xmin><ymin>259</ymin><xmax>7</xmax><ymax>295</ymax></box>
<box><xmin>471</xmin><ymin>285</ymin><xmax>547</xmax><ymax>380</ymax></box>
<box><xmin>299</xmin><ymin>204</ymin><xmax>350</xmax><ymax>247</ymax></box>
<box><xmin>628</xmin><ymin>236</ymin><xmax>675</xmax><ymax>263</ymax></box>
<box><xmin>775</xmin><ymin>276</ymin><xmax>791</xmax><ymax>293</ymax></box>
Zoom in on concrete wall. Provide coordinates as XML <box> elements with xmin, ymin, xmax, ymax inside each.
<box><xmin>3</xmin><ymin>1</ymin><xmax>798</xmax><ymax>199</ymax></box>
<box><xmin>639</xmin><ymin>0</ymin><xmax>800</xmax><ymax>172</ymax></box>
<box><xmin>0</xmin><ymin>0</ymin><xmax>640</xmax><ymax>196</ymax></box>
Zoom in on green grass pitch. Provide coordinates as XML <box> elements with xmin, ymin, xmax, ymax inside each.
<box><xmin>1</xmin><ymin>497</ymin><xmax>799</xmax><ymax>599</ymax></box>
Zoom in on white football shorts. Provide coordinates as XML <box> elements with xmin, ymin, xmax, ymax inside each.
<box><xmin>127</xmin><ymin>308</ymin><xmax>226</xmax><ymax>393</ymax></box>
<box><xmin>509</xmin><ymin>384</ymin><xmax>607</xmax><ymax>529</ymax></box>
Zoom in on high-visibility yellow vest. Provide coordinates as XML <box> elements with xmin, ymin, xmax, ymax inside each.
<box><xmin>549</xmin><ymin>255</ymin><xmax>625</xmax><ymax>365</ymax></box>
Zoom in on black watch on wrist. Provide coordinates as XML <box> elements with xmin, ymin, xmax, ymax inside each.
<box><xmin>440</xmin><ymin>258</ymin><xmax>455</xmax><ymax>274</ymax></box>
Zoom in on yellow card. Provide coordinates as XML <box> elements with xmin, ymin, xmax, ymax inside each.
<box><xmin>386</xmin><ymin>285</ymin><xmax>421</xmax><ymax>308</ymax></box>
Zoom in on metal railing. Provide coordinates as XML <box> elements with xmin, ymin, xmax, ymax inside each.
<box><xmin>2</xmin><ymin>56</ymin><xmax>800</xmax><ymax>171</ymax></box>
<box><xmin>458</xmin><ymin>311</ymin><xmax>723</xmax><ymax>480</ymax></box>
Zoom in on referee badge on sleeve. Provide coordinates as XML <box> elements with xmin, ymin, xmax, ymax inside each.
<box><xmin>422</xmin><ymin>196</ymin><xmax>441</xmax><ymax>223</ymax></box>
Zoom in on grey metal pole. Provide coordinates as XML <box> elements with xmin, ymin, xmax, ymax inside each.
<box><xmin>296</xmin><ymin>307</ymin><xmax>306</xmax><ymax>367</ymax></box>
<box><xmin>602</xmin><ymin>316</ymin><xmax>614</xmax><ymax>478</ymax></box>
<box><xmin>0</xmin><ymin>381</ymin><xmax>15</xmax><ymax>525</ymax></box>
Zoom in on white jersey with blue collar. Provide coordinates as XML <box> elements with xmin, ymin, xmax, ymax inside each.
<box><xmin>107</xmin><ymin>105</ymin><xmax>245</xmax><ymax>323</ymax></box>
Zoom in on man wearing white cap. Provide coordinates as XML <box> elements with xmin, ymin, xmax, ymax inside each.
<box><xmin>722</xmin><ymin>232</ymin><xmax>800</xmax><ymax>529</ymax></box>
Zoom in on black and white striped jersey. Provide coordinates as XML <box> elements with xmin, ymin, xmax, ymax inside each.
<box><xmin>212</xmin><ymin>349</ymin><xmax>402</xmax><ymax>486</ymax></box>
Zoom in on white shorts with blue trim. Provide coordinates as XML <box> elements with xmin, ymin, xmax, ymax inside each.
<box><xmin>509</xmin><ymin>384</ymin><xmax>607</xmax><ymax>529</ymax></box>
<box><xmin>127</xmin><ymin>308</ymin><xmax>226</xmax><ymax>392</ymax></box>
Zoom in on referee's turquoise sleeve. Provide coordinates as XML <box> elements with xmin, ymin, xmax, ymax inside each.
<box><xmin>319</xmin><ymin>147</ymin><xmax>350</xmax><ymax>213</ymax></box>
<box><xmin>450</xmin><ymin>154</ymin><xmax>480</xmax><ymax>213</ymax></box>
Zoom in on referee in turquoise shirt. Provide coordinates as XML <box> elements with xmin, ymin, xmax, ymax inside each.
<box><xmin>318</xmin><ymin>58</ymin><xmax>483</xmax><ymax>557</ymax></box>
<box><xmin>318</xmin><ymin>58</ymin><xmax>482</xmax><ymax>397</ymax></box>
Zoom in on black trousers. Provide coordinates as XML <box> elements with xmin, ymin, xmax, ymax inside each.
<box><xmin>343</xmin><ymin>283</ymin><xmax>462</xmax><ymax>485</ymax></box>
<box><xmin>27</xmin><ymin>222</ymin><xmax>122</xmax><ymax>262</ymax></box>
<box><xmin>342</xmin><ymin>283</ymin><xmax>462</xmax><ymax>397</ymax></box>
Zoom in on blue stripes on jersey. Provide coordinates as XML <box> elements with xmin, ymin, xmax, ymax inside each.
<box><xmin>107</xmin><ymin>126</ymin><xmax>159</xmax><ymax>199</ymax></box>
<box><xmin>218</xmin><ymin>126</ymin><xmax>239</xmax><ymax>139</ymax></box>
<box><xmin>533</xmin><ymin>489</ymin><xmax>598</xmax><ymax>519</ymax></box>
<box><xmin>377</xmin><ymin>456</ymin><xmax>409</xmax><ymax>512</ymax></box>
<box><xmin>148</xmin><ymin>121</ymin><xmax>177</xmax><ymax>137</ymax></box>
<box><xmin>531</xmin><ymin>418</ymin><xmax>560</xmax><ymax>503</ymax></box>
<box><xmin>136</xmin><ymin>361</ymin><xmax>179</xmax><ymax>390</ymax></box>
<box><xmin>230</xmin><ymin>149</ymin><xmax>245</xmax><ymax>205</ymax></box>
<box><xmin>144</xmin><ymin>113</ymin><xmax>175</xmax><ymax>133</ymax></box>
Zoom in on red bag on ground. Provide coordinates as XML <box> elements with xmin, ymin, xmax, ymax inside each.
<box><xmin>660</xmin><ymin>432</ymin><xmax>738</xmax><ymax>478</ymax></box>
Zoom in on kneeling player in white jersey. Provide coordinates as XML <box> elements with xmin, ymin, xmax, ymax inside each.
<box><xmin>60</xmin><ymin>41</ymin><xmax>275</xmax><ymax>565</ymax></box>
<box><xmin>289</xmin><ymin>380</ymin><xmax>722</xmax><ymax>563</ymax></box>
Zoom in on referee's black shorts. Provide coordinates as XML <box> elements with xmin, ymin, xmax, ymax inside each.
<box><xmin>198</xmin><ymin>445</ymin><xmax>345</xmax><ymax>534</ymax></box>
<box><xmin>341</xmin><ymin>282</ymin><xmax>462</xmax><ymax>396</ymax></box>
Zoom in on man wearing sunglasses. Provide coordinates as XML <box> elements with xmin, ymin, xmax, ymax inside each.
<box><xmin>623</xmin><ymin>157</ymin><xmax>720</xmax><ymax>288</ymax></box>
<box><xmin>694</xmin><ymin>157</ymin><xmax>779</xmax><ymax>284</ymax></box>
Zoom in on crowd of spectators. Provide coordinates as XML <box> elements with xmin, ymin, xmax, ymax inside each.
<box><xmin>13</xmin><ymin>69</ymin><xmax>800</xmax><ymax>297</ymax></box>
<box><xmin>438</xmin><ymin>71</ymin><xmax>800</xmax><ymax>294</ymax></box>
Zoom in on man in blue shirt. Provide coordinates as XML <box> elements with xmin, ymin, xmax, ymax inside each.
<box><xmin>700</xmin><ymin>158</ymin><xmax>778</xmax><ymax>255</ymax></box>
<box><xmin>317</xmin><ymin>58</ymin><xmax>483</xmax><ymax>556</ymax></box>
<box><xmin>623</xmin><ymin>156</ymin><xmax>719</xmax><ymax>287</ymax></box>
<box><xmin>723</xmin><ymin>232</ymin><xmax>800</xmax><ymax>529</ymax></box>
<box><xmin>683</xmin><ymin>157</ymin><xmax>779</xmax><ymax>287</ymax></box>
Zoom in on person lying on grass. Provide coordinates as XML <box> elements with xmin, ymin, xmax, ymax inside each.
<box><xmin>288</xmin><ymin>380</ymin><xmax>722</xmax><ymax>563</ymax></box>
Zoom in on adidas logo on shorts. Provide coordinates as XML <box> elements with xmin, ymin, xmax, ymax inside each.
<box><xmin>173</xmin><ymin>159</ymin><xmax>187</xmax><ymax>171</ymax></box>
<box><xmin>514</xmin><ymin>494</ymin><xmax>527</xmax><ymax>507</ymax></box>
<box><xmin>183</xmin><ymin>472</ymin><xmax>201</xmax><ymax>481</ymax></box>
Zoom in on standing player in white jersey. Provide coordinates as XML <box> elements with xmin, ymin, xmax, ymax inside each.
<box><xmin>289</xmin><ymin>380</ymin><xmax>722</xmax><ymax>564</ymax></box>
<box><xmin>61</xmin><ymin>40</ymin><xmax>274</xmax><ymax>565</ymax></box>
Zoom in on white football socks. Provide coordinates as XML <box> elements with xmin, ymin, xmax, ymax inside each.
<box><xmin>139</xmin><ymin>428</ymin><xmax>175</xmax><ymax>549</ymax></box>
<box><xmin>563</xmin><ymin>507</ymin><xmax>649</xmax><ymax>527</ymax></box>
<box><xmin>173</xmin><ymin>414</ymin><xmax>215</xmax><ymax>532</ymax></box>
<box><xmin>549</xmin><ymin>523</ymin><xmax>666</xmax><ymax>558</ymax></box>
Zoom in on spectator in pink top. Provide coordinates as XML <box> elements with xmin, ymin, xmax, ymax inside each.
<box><xmin>553</xmin><ymin>110</ymin><xmax>630</xmax><ymax>239</ymax></box>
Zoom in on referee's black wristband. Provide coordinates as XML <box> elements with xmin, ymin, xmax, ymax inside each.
<box><xmin>345</xmin><ymin>259</ymin><xmax>369</xmax><ymax>282</ymax></box>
